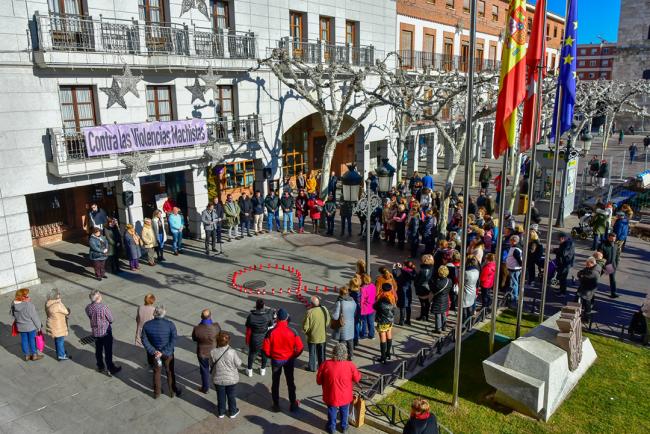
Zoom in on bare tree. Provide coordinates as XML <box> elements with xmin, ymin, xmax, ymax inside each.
<box><xmin>255</xmin><ymin>48</ymin><xmax>390</xmax><ymax>198</ymax></box>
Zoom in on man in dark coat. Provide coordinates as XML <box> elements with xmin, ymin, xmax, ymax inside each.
<box><xmin>599</xmin><ymin>232</ymin><xmax>620</xmax><ymax>298</ymax></box>
<box><xmin>340</xmin><ymin>201</ymin><xmax>353</xmax><ymax>237</ymax></box>
<box><xmin>141</xmin><ymin>305</ymin><xmax>182</xmax><ymax>398</ymax></box>
<box><xmin>264</xmin><ymin>190</ymin><xmax>280</xmax><ymax>232</ymax></box>
<box><xmin>577</xmin><ymin>257</ymin><xmax>600</xmax><ymax>317</ymax></box>
<box><xmin>239</xmin><ymin>193</ymin><xmax>253</xmax><ymax>237</ymax></box>
<box><xmin>553</xmin><ymin>232</ymin><xmax>575</xmax><ymax>295</ymax></box>
<box><xmin>479</xmin><ymin>164</ymin><xmax>492</xmax><ymax>192</ymax></box>
<box><xmin>191</xmin><ymin>309</ymin><xmax>221</xmax><ymax>393</ymax></box>
<box><xmin>327</xmin><ymin>171</ymin><xmax>338</xmax><ymax>198</ymax></box>
<box><xmin>324</xmin><ymin>193</ymin><xmax>337</xmax><ymax>235</ymax></box>
<box><xmin>211</xmin><ymin>197</ymin><xmax>225</xmax><ymax>244</ymax></box>
<box><xmin>245</xmin><ymin>299</ymin><xmax>274</xmax><ymax>377</ymax></box>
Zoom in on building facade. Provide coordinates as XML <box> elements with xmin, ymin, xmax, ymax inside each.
<box><xmin>613</xmin><ymin>0</ymin><xmax>650</xmax><ymax>130</ymax></box>
<box><xmin>576</xmin><ymin>43</ymin><xmax>616</xmax><ymax>81</ymax></box>
<box><xmin>0</xmin><ymin>0</ymin><xmax>397</xmax><ymax>292</ymax></box>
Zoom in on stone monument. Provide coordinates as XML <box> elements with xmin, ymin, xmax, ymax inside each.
<box><xmin>482</xmin><ymin>303</ymin><xmax>597</xmax><ymax>421</ymax></box>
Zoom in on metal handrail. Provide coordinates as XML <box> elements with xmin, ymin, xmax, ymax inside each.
<box><xmin>274</xmin><ymin>37</ymin><xmax>377</xmax><ymax>66</ymax></box>
<box><xmin>47</xmin><ymin>115</ymin><xmax>263</xmax><ymax>164</ymax></box>
<box><xmin>34</xmin><ymin>12</ymin><xmax>257</xmax><ymax>59</ymax></box>
<box><xmin>397</xmin><ymin>50</ymin><xmax>501</xmax><ymax>72</ymax></box>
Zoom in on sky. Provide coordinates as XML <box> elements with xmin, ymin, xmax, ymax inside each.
<box><xmin>529</xmin><ymin>0</ymin><xmax>621</xmax><ymax>44</ymax></box>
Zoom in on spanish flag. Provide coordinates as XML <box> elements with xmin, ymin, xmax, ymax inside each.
<box><xmin>493</xmin><ymin>0</ymin><xmax>528</xmax><ymax>158</ymax></box>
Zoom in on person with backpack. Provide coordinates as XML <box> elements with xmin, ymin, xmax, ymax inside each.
<box><xmin>415</xmin><ymin>255</ymin><xmax>435</xmax><ymax>321</ymax></box>
<box><xmin>244</xmin><ymin>299</ymin><xmax>274</xmax><ymax>377</ymax></box>
<box><xmin>302</xmin><ymin>296</ymin><xmax>331</xmax><ymax>372</ymax></box>
<box><xmin>210</xmin><ymin>332</ymin><xmax>242</xmax><ymax>419</ymax></box>
<box><xmin>263</xmin><ymin>308</ymin><xmax>304</xmax><ymax>413</ymax></box>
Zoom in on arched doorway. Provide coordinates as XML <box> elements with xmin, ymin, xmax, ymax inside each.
<box><xmin>281</xmin><ymin>113</ymin><xmax>360</xmax><ymax>179</ymax></box>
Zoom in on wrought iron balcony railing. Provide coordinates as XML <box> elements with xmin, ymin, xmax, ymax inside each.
<box><xmin>34</xmin><ymin>12</ymin><xmax>256</xmax><ymax>60</ymax></box>
<box><xmin>397</xmin><ymin>50</ymin><xmax>501</xmax><ymax>72</ymax></box>
<box><xmin>274</xmin><ymin>38</ymin><xmax>377</xmax><ymax>67</ymax></box>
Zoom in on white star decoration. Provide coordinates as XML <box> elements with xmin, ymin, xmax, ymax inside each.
<box><xmin>100</xmin><ymin>78</ymin><xmax>127</xmax><ymax>109</ymax></box>
<box><xmin>180</xmin><ymin>0</ymin><xmax>209</xmax><ymax>19</ymax></box>
<box><xmin>120</xmin><ymin>153</ymin><xmax>152</xmax><ymax>185</ymax></box>
<box><xmin>199</xmin><ymin>66</ymin><xmax>222</xmax><ymax>96</ymax></box>
<box><xmin>113</xmin><ymin>64</ymin><xmax>143</xmax><ymax>98</ymax></box>
<box><xmin>185</xmin><ymin>77</ymin><xmax>208</xmax><ymax>103</ymax></box>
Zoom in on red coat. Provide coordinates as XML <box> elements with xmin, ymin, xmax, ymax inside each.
<box><xmin>262</xmin><ymin>320</ymin><xmax>304</xmax><ymax>361</ymax></box>
<box><xmin>316</xmin><ymin>360</ymin><xmax>361</xmax><ymax>407</ymax></box>
<box><xmin>308</xmin><ymin>198</ymin><xmax>324</xmax><ymax>219</ymax></box>
<box><xmin>480</xmin><ymin>261</ymin><xmax>496</xmax><ymax>289</ymax></box>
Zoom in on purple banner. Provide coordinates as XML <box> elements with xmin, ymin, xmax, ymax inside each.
<box><xmin>82</xmin><ymin>118</ymin><xmax>208</xmax><ymax>157</ymax></box>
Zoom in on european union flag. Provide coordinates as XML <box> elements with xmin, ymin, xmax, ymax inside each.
<box><xmin>551</xmin><ymin>0</ymin><xmax>577</xmax><ymax>141</ymax></box>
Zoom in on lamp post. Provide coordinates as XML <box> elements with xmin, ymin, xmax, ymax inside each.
<box><xmin>352</xmin><ymin>160</ymin><xmax>393</xmax><ymax>272</ymax></box>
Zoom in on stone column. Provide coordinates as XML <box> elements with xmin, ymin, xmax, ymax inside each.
<box><xmin>115</xmin><ymin>178</ymin><xmax>144</xmax><ymax>228</ymax></box>
<box><xmin>407</xmin><ymin>134</ymin><xmax>419</xmax><ymax>177</ymax></box>
<box><xmin>0</xmin><ymin>194</ymin><xmax>40</xmax><ymax>294</ymax></box>
<box><xmin>185</xmin><ymin>168</ymin><xmax>209</xmax><ymax>239</ymax></box>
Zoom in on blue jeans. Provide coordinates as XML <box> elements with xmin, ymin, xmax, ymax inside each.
<box><xmin>592</xmin><ymin>233</ymin><xmax>604</xmax><ymax>251</ymax></box>
<box><xmin>240</xmin><ymin>219</ymin><xmax>251</xmax><ymax>235</ymax></box>
<box><xmin>307</xmin><ymin>342</ymin><xmax>325</xmax><ymax>371</ymax></box>
<box><xmin>509</xmin><ymin>269</ymin><xmax>521</xmax><ymax>303</ymax></box>
<box><xmin>55</xmin><ymin>336</ymin><xmax>67</xmax><ymax>359</ymax></box>
<box><xmin>216</xmin><ymin>384</ymin><xmax>238</xmax><ymax>417</ymax></box>
<box><xmin>327</xmin><ymin>404</ymin><xmax>350</xmax><ymax>433</ymax></box>
<box><xmin>171</xmin><ymin>230</ymin><xmax>183</xmax><ymax>252</ymax></box>
<box><xmin>267</xmin><ymin>211</ymin><xmax>277</xmax><ymax>232</ymax></box>
<box><xmin>19</xmin><ymin>330</ymin><xmax>37</xmax><ymax>356</ymax></box>
<box><xmin>340</xmin><ymin>216</ymin><xmax>352</xmax><ymax>235</ymax></box>
<box><xmin>198</xmin><ymin>356</ymin><xmax>210</xmax><ymax>392</ymax></box>
<box><xmin>297</xmin><ymin>214</ymin><xmax>305</xmax><ymax>230</ymax></box>
<box><xmin>283</xmin><ymin>211</ymin><xmax>294</xmax><ymax>232</ymax></box>
<box><xmin>360</xmin><ymin>313</ymin><xmax>375</xmax><ymax>338</ymax></box>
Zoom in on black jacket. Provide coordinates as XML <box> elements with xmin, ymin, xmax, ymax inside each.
<box><xmin>324</xmin><ymin>199</ymin><xmax>336</xmax><ymax>216</ymax></box>
<box><xmin>374</xmin><ymin>298</ymin><xmax>395</xmax><ymax>325</ymax></box>
<box><xmin>403</xmin><ymin>414</ymin><xmax>439</xmax><ymax>434</ymax></box>
<box><xmin>527</xmin><ymin>239</ymin><xmax>544</xmax><ymax>266</ymax></box>
<box><xmin>340</xmin><ymin>201</ymin><xmax>354</xmax><ymax>218</ymax></box>
<box><xmin>245</xmin><ymin>308</ymin><xmax>274</xmax><ymax>350</ymax></box>
<box><xmin>599</xmin><ymin>240</ymin><xmax>620</xmax><ymax>267</ymax></box>
<box><xmin>394</xmin><ymin>268</ymin><xmax>416</xmax><ymax>308</ymax></box>
<box><xmin>407</xmin><ymin>217</ymin><xmax>420</xmax><ymax>241</ymax></box>
<box><xmin>213</xmin><ymin>202</ymin><xmax>225</xmax><ymax>220</ymax></box>
<box><xmin>251</xmin><ymin>196</ymin><xmax>265</xmax><ymax>215</ymax></box>
<box><xmin>280</xmin><ymin>195</ymin><xmax>295</xmax><ymax>212</ymax></box>
<box><xmin>577</xmin><ymin>265</ymin><xmax>600</xmax><ymax>300</ymax></box>
<box><xmin>414</xmin><ymin>264</ymin><xmax>434</xmax><ymax>298</ymax></box>
<box><xmin>264</xmin><ymin>195</ymin><xmax>279</xmax><ymax>212</ymax></box>
<box><xmin>555</xmin><ymin>239</ymin><xmax>575</xmax><ymax>270</ymax></box>
<box><xmin>429</xmin><ymin>277</ymin><xmax>451</xmax><ymax>315</ymax></box>
<box><xmin>239</xmin><ymin>197</ymin><xmax>253</xmax><ymax>222</ymax></box>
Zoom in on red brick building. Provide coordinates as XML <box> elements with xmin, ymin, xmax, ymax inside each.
<box><xmin>576</xmin><ymin>43</ymin><xmax>616</xmax><ymax>80</ymax></box>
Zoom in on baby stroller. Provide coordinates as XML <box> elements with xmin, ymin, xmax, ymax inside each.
<box><xmin>571</xmin><ymin>208</ymin><xmax>593</xmax><ymax>240</ymax></box>
<box><xmin>537</xmin><ymin>257</ymin><xmax>559</xmax><ymax>287</ymax></box>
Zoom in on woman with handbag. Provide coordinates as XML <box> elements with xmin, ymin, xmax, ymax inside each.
<box><xmin>45</xmin><ymin>288</ymin><xmax>70</xmax><ymax>361</ymax></box>
<box><xmin>210</xmin><ymin>332</ymin><xmax>242</xmax><ymax>419</ymax></box>
<box><xmin>331</xmin><ymin>286</ymin><xmax>357</xmax><ymax>360</ymax></box>
<box><xmin>374</xmin><ymin>283</ymin><xmax>396</xmax><ymax>364</ymax></box>
<box><xmin>10</xmin><ymin>288</ymin><xmax>44</xmax><ymax>361</ymax></box>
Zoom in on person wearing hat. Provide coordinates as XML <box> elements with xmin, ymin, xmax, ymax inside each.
<box><xmin>374</xmin><ymin>283</ymin><xmax>396</xmax><ymax>364</ymax></box>
<box><xmin>263</xmin><ymin>307</ymin><xmax>304</xmax><ymax>412</ymax></box>
<box><xmin>553</xmin><ymin>232</ymin><xmax>575</xmax><ymax>295</ymax></box>
<box><xmin>10</xmin><ymin>288</ymin><xmax>44</xmax><ymax>361</ymax></box>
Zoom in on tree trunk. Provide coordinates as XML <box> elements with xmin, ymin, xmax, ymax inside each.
<box><xmin>319</xmin><ymin>138</ymin><xmax>337</xmax><ymax>199</ymax></box>
<box><xmin>395</xmin><ymin>136</ymin><xmax>404</xmax><ymax>183</ymax></box>
<box><xmin>439</xmin><ymin>163</ymin><xmax>459</xmax><ymax>236</ymax></box>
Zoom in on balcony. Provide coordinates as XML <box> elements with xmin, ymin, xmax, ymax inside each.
<box><xmin>397</xmin><ymin>50</ymin><xmax>501</xmax><ymax>73</ymax></box>
<box><xmin>46</xmin><ymin>115</ymin><xmax>263</xmax><ymax>178</ymax></box>
<box><xmin>33</xmin><ymin>12</ymin><xmax>257</xmax><ymax>70</ymax></box>
<box><xmin>273</xmin><ymin>38</ymin><xmax>377</xmax><ymax>67</ymax></box>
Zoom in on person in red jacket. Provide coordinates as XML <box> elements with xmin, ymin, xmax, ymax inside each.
<box><xmin>262</xmin><ymin>308</ymin><xmax>304</xmax><ymax>413</ymax></box>
<box><xmin>307</xmin><ymin>194</ymin><xmax>325</xmax><ymax>234</ymax></box>
<box><xmin>479</xmin><ymin>253</ymin><xmax>496</xmax><ymax>312</ymax></box>
<box><xmin>316</xmin><ymin>343</ymin><xmax>361</xmax><ymax>434</ymax></box>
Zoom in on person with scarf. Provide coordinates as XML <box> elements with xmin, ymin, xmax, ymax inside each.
<box><xmin>123</xmin><ymin>224</ymin><xmax>143</xmax><ymax>270</ymax></box>
<box><xmin>374</xmin><ymin>283</ymin><xmax>396</xmax><ymax>364</ymax></box>
<box><xmin>403</xmin><ymin>398</ymin><xmax>439</xmax><ymax>434</ymax></box>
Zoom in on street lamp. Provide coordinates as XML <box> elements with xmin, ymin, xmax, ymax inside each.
<box><xmin>376</xmin><ymin>159</ymin><xmax>393</xmax><ymax>193</ymax></box>
<box><xmin>341</xmin><ymin>164</ymin><xmax>362</xmax><ymax>202</ymax></box>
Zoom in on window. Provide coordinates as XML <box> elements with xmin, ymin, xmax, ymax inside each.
<box><xmin>282</xmin><ymin>142</ymin><xmax>307</xmax><ymax>176</ymax></box>
<box><xmin>643</xmin><ymin>70</ymin><xmax>650</xmax><ymax>80</ymax></box>
<box><xmin>221</xmin><ymin>160</ymin><xmax>255</xmax><ymax>190</ymax></box>
<box><xmin>589</xmin><ymin>60</ymin><xmax>597</xmax><ymax>66</ymax></box>
<box><xmin>527</xmin><ymin>18</ymin><xmax>533</xmax><ymax>35</ymax></box>
<box><xmin>139</xmin><ymin>0</ymin><xmax>166</xmax><ymax>24</ymax></box>
<box><xmin>588</xmin><ymin>72</ymin><xmax>595</xmax><ymax>79</ymax></box>
<box><xmin>444</xmin><ymin>38</ymin><xmax>454</xmax><ymax>71</ymax></box>
<box><xmin>213</xmin><ymin>0</ymin><xmax>229</xmax><ymax>30</ymax></box>
<box><xmin>59</xmin><ymin>85</ymin><xmax>96</xmax><ymax>133</ymax></box>
<box><xmin>578</xmin><ymin>72</ymin><xmax>584</xmax><ymax>79</ymax></box>
<box><xmin>345</xmin><ymin>20</ymin><xmax>358</xmax><ymax>46</ymax></box>
<box><xmin>290</xmin><ymin>11</ymin><xmax>305</xmax><ymax>41</ymax></box>
<box><xmin>478</xmin><ymin>1</ymin><xmax>485</xmax><ymax>17</ymax></box>
<box><xmin>602</xmin><ymin>47</ymin><xmax>609</xmax><ymax>54</ymax></box>
<box><xmin>400</xmin><ymin>29</ymin><xmax>413</xmax><ymax>67</ymax></box>
<box><xmin>550</xmin><ymin>54</ymin><xmax>556</xmax><ymax>70</ymax></box>
<box><xmin>476</xmin><ymin>45</ymin><xmax>484</xmax><ymax>70</ymax></box>
<box><xmin>491</xmin><ymin>5</ymin><xmax>499</xmax><ymax>21</ymax></box>
<box><xmin>319</xmin><ymin>16</ymin><xmax>333</xmax><ymax>44</ymax></box>
<box><xmin>146</xmin><ymin>86</ymin><xmax>174</xmax><ymax>122</ymax></box>
<box><xmin>463</xmin><ymin>0</ymin><xmax>469</xmax><ymax>13</ymax></box>
<box><xmin>48</xmin><ymin>0</ymin><xmax>84</xmax><ymax>15</ymax></box>
<box><xmin>214</xmin><ymin>85</ymin><xmax>233</xmax><ymax>117</ymax></box>
<box><xmin>580</xmin><ymin>48</ymin><xmax>586</xmax><ymax>55</ymax></box>
<box><xmin>602</xmin><ymin>59</ymin><xmax>609</xmax><ymax>66</ymax></box>
<box><xmin>553</xmin><ymin>26</ymin><xmax>558</xmax><ymax>38</ymax></box>
<box><xmin>600</xmin><ymin>72</ymin><xmax>608</xmax><ymax>78</ymax></box>
<box><xmin>578</xmin><ymin>60</ymin><xmax>585</xmax><ymax>67</ymax></box>
<box><xmin>546</xmin><ymin>24</ymin><xmax>550</xmax><ymax>36</ymax></box>
<box><xmin>591</xmin><ymin>48</ymin><xmax>597</xmax><ymax>54</ymax></box>
<box><xmin>446</xmin><ymin>0</ymin><xmax>455</xmax><ymax>9</ymax></box>
<box><xmin>489</xmin><ymin>44</ymin><xmax>497</xmax><ymax>61</ymax></box>
<box><xmin>460</xmin><ymin>43</ymin><xmax>469</xmax><ymax>72</ymax></box>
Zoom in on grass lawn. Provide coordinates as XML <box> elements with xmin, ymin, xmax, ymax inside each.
<box><xmin>382</xmin><ymin>310</ymin><xmax>650</xmax><ymax>434</ymax></box>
